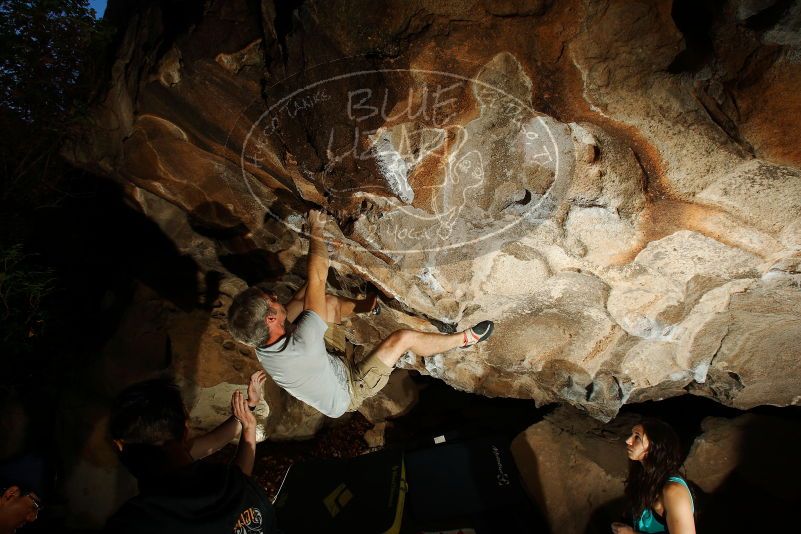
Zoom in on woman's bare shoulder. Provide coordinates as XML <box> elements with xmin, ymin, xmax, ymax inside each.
<box><xmin>662</xmin><ymin>480</ymin><xmax>692</xmax><ymax>506</ymax></box>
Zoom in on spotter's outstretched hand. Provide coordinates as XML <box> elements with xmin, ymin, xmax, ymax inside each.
<box><xmin>232</xmin><ymin>390</ymin><xmax>256</xmax><ymax>432</ymax></box>
<box><xmin>247</xmin><ymin>370</ymin><xmax>267</xmax><ymax>409</ymax></box>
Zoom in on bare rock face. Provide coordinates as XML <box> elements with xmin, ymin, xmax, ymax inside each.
<box><xmin>511</xmin><ymin>408</ymin><xmax>633</xmax><ymax>534</ymax></box>
<box><xmin>67</xmin><ymin>0</ymin><xmax>801</xmax><ymax>422</ymax></box>
<box><xmin>685</xmin><ymin>413</ymin><xmax>801</xmax><ymax>499</ymax></box>
<box><xmin>683</xmin><ymin>412</ymin><xmax>801</xmax><ymax>532</ymax></box>
<box><xmin>357</xmin><ymin>369</ymin><xmax>421</xmax><ymax>423</ymax></box>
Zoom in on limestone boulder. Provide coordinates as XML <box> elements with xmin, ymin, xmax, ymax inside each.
<box><xmin>684</xmin><ymin>413</ymin><xmax>801</xmax><ymax>532</ymax></box>
<box><xmin>685</xmin><ymin>413</ymin><xmax>801</xmax><ymax>500</ymax></box>
<box><xmin>66</xmin><ymin>0</ymin><xmax>801</xmax><ymax>423</ymax></box>
<box><xmin>363</xmin><ymin>421</ymin><xmax>389</xmax><ymax>448</ymax></box>
<box><xmin>680</xmin><ymin>275</ymin><xmax>801</xmax><ymax>409</ymax></box>
<box><xmin>510</xmin><ymin>407</ymin><xmax>634</xmax><ymax>534</ymax></box>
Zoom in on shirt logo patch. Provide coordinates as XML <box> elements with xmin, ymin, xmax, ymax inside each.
<box><xmin>234</xmin><ymin>507</ymin><xmax>263</xmax><ymax>533</ymax></box>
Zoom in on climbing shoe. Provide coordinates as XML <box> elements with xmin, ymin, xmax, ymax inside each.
<box><xmin>461</xmin><ymin>320</ymin><xmax>494</xmax><ymax>347</ymax></box>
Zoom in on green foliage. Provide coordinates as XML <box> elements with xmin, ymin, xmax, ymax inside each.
<box><xmin>0</xmin><ymin>0</ymin><xmax>111</xmax><ymax>205</ymax></box>
<box><xmin>0</xmin><ymin>244</ymin><xmax>56</xmax><ymax>355</ymax></box>
<box><xmin>0</xmin><ymin>1</ymin><xmax>109</xmax><ymax>364</ymax></box>
<box><xmin>1</xmin><ymin>0</ymin><xmax>98</xmax><ymax>123</ymax></box>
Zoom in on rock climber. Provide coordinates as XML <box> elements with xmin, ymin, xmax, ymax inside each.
<box><xmin>227</xmin><ymin>209</ymin><xmax>494</xmax><ymax>418</ymax></box>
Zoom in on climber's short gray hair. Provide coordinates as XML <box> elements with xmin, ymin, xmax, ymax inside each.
<box><xmin>227</xmin><ymin>286</ymin><xmax>277</xmax><ymax>347</ymax></box>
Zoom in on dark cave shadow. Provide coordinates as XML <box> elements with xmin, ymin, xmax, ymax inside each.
<box><xmin>691</xmin><ymin>410</ymin><xmax>801</xmax><ymax>533</ymax></box>
<box><xmin>508</xmin><ymin>434</ymin><xmax>552</xmax><ymax>534</ymax></box>
<box><xmin>187</xmin><ymin>200</ymin><xmax>250</xmax><ymax>241</ymax></box>
<box><xmin>667</xmin><ymin>0</ymin><xmax>726</xmax><ymax>74</ymax></box>
<box><xmin>584</xmin><ymin>497</ymin><xmax>625</xmax><ymax>534</ymax></box>
<box><xmin>219</xmin><ymin>248</ymin><xmax>285</xmax><ymax>286</ymax></box>
<box><xmin>188</xmin><ymin>201</ymin><xmax>287</xmax><ymax>286</ymax></box>
<box><xmin>21</xmin><ymin>175</ymin><xmax>214</xmax><ymax>531</ymax></box>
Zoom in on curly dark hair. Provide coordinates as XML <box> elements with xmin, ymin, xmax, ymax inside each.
<box><xmin>624</xmin><ymin>418</ymin><xmax>685</xmax><ymax>520</ymax></box>
<box><xmin>109</xmin><ymin>379</ymin><xmax>187</xmax><ymax>445</ymax></box>
<box><xmin>109</xmin><ymin>379</ymin><xmax>188</xmax><ymax>480</ymax></box>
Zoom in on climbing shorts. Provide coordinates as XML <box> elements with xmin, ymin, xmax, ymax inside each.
<box><xmin>346</xmin><ymin>351</ymin><xmax>393</xmax><ymax>411</ymax></box>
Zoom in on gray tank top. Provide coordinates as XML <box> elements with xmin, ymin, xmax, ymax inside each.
<box><xmin>256</xmin><ymin>311</ymin><xmax>351</xmax><ymax>417</ymax></box>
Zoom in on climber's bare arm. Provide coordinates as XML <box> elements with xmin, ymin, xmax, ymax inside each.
<box><xmin>304</xmin><ymin>210</ymin><xmax>329</xmax><ymax>320</ymax></box>
<box><xmin>287</xmin><ymin>283</ymin><xmax>376</xmax><ymax>324</ymax></box>
<box><xmin>188</xmin><ymin>371</ymin><xmax>266</xmax><ymax>460</ymax></box>
<box><xmin>285</xmin><ymin>214</ymin><xmax>376</xmax><ymax>324</ymax></box>
<box><xmin>287</xmin><ymin>283</ymin><xmax>332</xmax><ymax>323</ymax></box>
<box><xmin>285</xmin><ymin>283</ymin><xmax>308</xmax><ymax>322</ymax></box>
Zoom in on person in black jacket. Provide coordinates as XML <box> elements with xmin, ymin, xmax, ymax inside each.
<box><xmin>105</xmin><ymin>375</ymin><xmax>281</xmax><ymax>534</ymax></box>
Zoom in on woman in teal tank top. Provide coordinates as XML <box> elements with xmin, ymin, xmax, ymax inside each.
<box><xmin>611</xmin><ymin>419</ymin><xmax>696</xmax><ymax>534</ymax></box>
